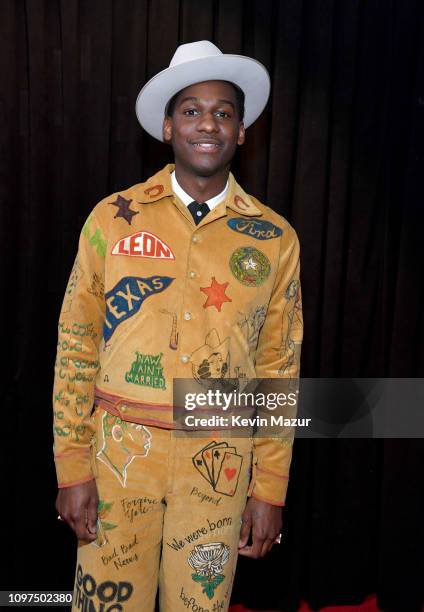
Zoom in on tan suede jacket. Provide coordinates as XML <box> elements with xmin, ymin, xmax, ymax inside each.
<box><xmin>53</xmin><ymin>164</ymin><xmax>303</xmax><ymax>506</ymax></box>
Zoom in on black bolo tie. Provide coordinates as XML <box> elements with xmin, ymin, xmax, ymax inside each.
<box><xmin>187</xmin><ymin>201</ymin><xmax>210</xmax><ymax>225</ymax></box>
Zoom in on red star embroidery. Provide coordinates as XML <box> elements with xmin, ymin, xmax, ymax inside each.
<box><xmin>109</xmin><ymin>195</ymin><xmax>139</xmax><ymax>225</ymax></box>
<box><xmin>200</xmin><ymin>277</ymin><xmax>232</xmax><ymax>312</ymax></box>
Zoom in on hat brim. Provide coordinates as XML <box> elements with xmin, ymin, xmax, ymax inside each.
<box><xmin>135</xmin><ymin>54</ymin><xmax>270</xmax><ymax>142</ymax></box>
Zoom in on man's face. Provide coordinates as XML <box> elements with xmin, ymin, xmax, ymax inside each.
<box><xmin>109</xmin><ymin>419</ymin><xmax>152</xmax><ymax>457</ymax></box>
<box><xmin>163</xmin><ymin>80</ymin><xmax>245</xmax><ymax>177</ymax></box>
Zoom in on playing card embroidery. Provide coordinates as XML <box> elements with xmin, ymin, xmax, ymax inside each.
<box><xmin>192</xmin><ymin>442</ymin><xmax>243</xmax><ymax>497</ymax></box>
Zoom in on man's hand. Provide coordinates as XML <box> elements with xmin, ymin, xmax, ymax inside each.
<box><xmin>238</xmin><ymin>497</ymin><xmax>282</xmax><ymax>559</ymax></box>
<box><xmin>56</xmin><ymin>479</ymin><xmax>99</xmax><ymax>542</ymax></box>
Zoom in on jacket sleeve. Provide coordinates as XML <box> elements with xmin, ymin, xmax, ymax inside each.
<box><xmin>53</xmin><ymin>211</ymin><xmax>107</xmax><ymax>488</ymax></box>
<box><xmin>248</xmin><ymin>224</ymin><xmax>303</xmax><ymax>506</ymax></box>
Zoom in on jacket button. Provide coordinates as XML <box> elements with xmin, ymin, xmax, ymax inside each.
<box><xmin>183</xmin><ymin>311</ymin><xmax>192</xmax><ymax>321</ymax></box>
<box><xmin>189</xmin><ymin>271</ymin><xmax>197</xmax><ymax>278</ymax></box>
<box><xmin>180</xmin><ymin>354</ymin><xmax>190</xmax><ymax>363</ymax></box>
<box><xmin>192</xmin><ymin>235</ymin><xmax>199</xmax><ymax>243</ymax></box>
<box><xmin>121</xmin><ymin>405</ymin><xmax>127</xmax><ymax>412</ymax></box>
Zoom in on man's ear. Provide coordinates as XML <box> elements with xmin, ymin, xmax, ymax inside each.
<box><xmin>163</xmin><ymin>116</ymin><xmax>172</xmax><ymax>143</ymax></box>
<box><xmin>237</xmin><ymin>122</ymin><xmax>246</xmax><ymax>146</ymax></box>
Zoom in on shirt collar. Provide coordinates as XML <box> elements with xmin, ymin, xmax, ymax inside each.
<box><xmin>135</xmin><ymin>164</ymin><xmax>263</xmax><ymax>217</ymax></box>
<box><xmin>170</xmin><ymin>170</ymin><xmax>228</xmax><ymax>211</ymax></box>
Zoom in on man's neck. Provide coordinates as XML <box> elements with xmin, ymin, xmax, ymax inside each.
<box><xmin>174</xmin><ymin>164</ymin><xmax>230</xmax><ymax>203</ymax></box>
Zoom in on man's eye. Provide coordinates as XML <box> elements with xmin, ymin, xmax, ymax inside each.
<box><xmin>215</xmin><ymin>111</ymin><xmax>231</xmax><ymax>118</ymax></box>
<box><xmin>183</xmin><ymin>109</ymin><xmax>199</xmax><ymax>116</ymax></box>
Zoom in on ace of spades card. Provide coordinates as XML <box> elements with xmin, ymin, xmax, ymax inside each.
<box><xmin>192</xmin><ymin>442</ymin><xmax>243</xmax><ymax>497</ymax></box>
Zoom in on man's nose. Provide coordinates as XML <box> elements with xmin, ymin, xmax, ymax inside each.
<box><xmin>196</xmin><ymin>112</ymin><xmax>219</xmax><ymax>132</ymax></box>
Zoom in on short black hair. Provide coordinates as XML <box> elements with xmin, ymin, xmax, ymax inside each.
<box><xmin>165</xmin><ymin>81</ymin><xmax>245</xmax><ymax>121</ymax></box>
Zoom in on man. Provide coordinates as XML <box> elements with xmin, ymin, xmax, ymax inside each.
<box><xmin>54</xmin><ymin>40</ymin><xmax>303</xmax><ymax>612</ymax></box>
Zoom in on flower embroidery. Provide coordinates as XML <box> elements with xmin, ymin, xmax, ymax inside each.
<box><xmin>188</xmin><ymin>542</ymin><xmax>230</xmax><ymax>599</ymax></box>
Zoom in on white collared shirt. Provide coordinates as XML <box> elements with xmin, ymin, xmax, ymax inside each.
<box><xmin>171</xmin><ymin>170</ymin><xmax>229</xmax><ymax>211</ymax></box>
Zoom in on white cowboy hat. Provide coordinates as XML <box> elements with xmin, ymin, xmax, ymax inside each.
<box><xmin>135</xmin><ymin>40</ymin><xmax>270</xmax><ymax>142</ymax></box>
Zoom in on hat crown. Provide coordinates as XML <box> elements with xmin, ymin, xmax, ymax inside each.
<box><xmin>170</xmin><ymin>40</ymin><xmax>223</xmax><ymax>68</ymax></box>
<box><xmin>136</xmin><ymin>40</ymin><xmax>270</xmax><ymax>141</ymax></box>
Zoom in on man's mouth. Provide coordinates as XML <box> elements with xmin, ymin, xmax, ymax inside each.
<box><xmin>190</xmin><ymin>140</ymin><xmax>222</xmax><ymax>152</ymax></box>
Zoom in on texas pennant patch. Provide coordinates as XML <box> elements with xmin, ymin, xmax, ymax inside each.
<box><xmin>112</xmin><ymin>231</ymin><xmax>175</xmax><ymax>259</ymax></box>
<box><xmin>104</xmin><ymin>276</ymin><xmax>174</xmax><ymax>341</ymax></box>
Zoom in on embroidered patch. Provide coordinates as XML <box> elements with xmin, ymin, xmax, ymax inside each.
<box><xmin>75</xmin><ymin>564</ymin><xmax>134</xmax><ymax>607</ymax></box>
<box><xmin>188</xmin><ymin>542</ymin><xmax>230</xmax><ymax>599</ymax></box>
<box><xmin>62</xmin><ymin>257</ymin><xmax>84</xmax><ymax>313</ymax></box>
<box><xmin>96</xmin><ymin>412</ymin><xmax>152</xmax><ymax>487</ymax></box>
<box><xmin>200</xmin><ymin>277</ymin><xmax>232</xmax><ymax>312</ymax></box>
<box><xmin>112</xmin><ymin>231</ymin><xmax>175</xmax><ymax>259</ymax></box>
<box><xmin>125</xmin><ymin>352</ymin><xmax>166</xmax><ymax>389</ymax></box>
<box><xmin>233</xmin><ymin>195</ymin><xmax>249</xmax><ymax>210</ymax></box>
<box><xmin>160</xmin><ymin>309</ymin><xmax>179</xmax><ymax>349</ymax></box>
<box><xmin>229</xmin><ymin>247</ymin><xmax>271</xmax><ymax>287</ymax></box>
<box><xmin>121</xmin><ymin>496</ymin><xmax>159</xmax><ymax>523</ymax></box>
<box><xmin>93</xmin><ymin>499</ymin><xmax>117</xmax><ymax>547</ymax></box>
<box><xmin>190</xmin><ymin>329</ymin><xmax>230</xmax><ymax>381</ymax></box>
<box><xmin>82</xmin><ymin>216</ymin><xmax>107</xmax><ymax>258</ymax></box>
<box><xmin>193</xmin><ymin>442</ymin><xmax>243</xmax><ymax>497</ymax></box>
<box><xmin>87</xmin><ymin>272</ymin><xmax>105</xmax><ymax>298</ymax></box>
<box><xmin>109</xmin><ymin>195</ymin><xmax>139</xmax><ymax>225</ymax></box>
<box><xmin>227</xmin><ymin>218</ymin><xmax>282</xmax><ymax>240</ymax></box>
<box><xmin>144</xmin><ymin>184</ymin><xmax>164</xmax><ymax>198</ymax></box>
<box><xmin>278</xmin><ymin>278</ymin><xmax>302</xmax><ymax>377</ymax></box>
<box><xmin>237</xmin><ymin>305</ymin><xmax>267</xmax><ymax>357</ymax></box>
<box><xmin>189</xmin><ymin>330</ymin><xmax>247</xmax><ymax>388</ymax></box>
<box><xmin>104</xmin><ymin>276</ymin><xmax>174</xmax><ymax>341</ymax></box>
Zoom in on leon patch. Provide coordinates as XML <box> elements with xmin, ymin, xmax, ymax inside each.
<box><xmin>227</xmin><ymin>218</ymin><xmax>282</xmax><ymax>240</ymax></box>
<box><xmin>104</xmin><ymin>276</ymin><xmax>174</xmax><ymax>341</ymax></box>
<box><xmin>112</xmin><ymin>231</ymin><xmax>175</xmax><ymax>259</ymax></box>
<box><xmin>229</xmin><ymin>246</ymin><xmax>271</xmax><ymax>287</ymax></box>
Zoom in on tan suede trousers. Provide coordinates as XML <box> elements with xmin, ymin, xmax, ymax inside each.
<box><xmin>72</xmin><ymin>407</ymin><xmax>253</xmax><ymax>612</ymax></box>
